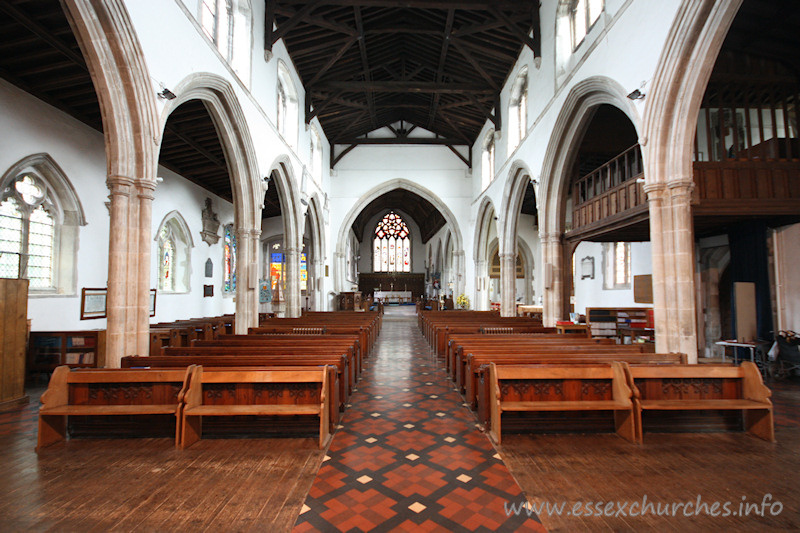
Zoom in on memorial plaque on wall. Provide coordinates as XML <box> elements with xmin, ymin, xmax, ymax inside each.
<box><xmin>633</xmin><ymin>275</ymin><xmax>653</xmax><ymax>304</ymax></box>
<box><xmin>204</xmin><ymin>285</ymin><xmax>213</xmax><ymax>297</ymax></box>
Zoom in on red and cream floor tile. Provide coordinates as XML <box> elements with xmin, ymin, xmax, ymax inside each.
<box><xmin>293</xmin><ymin>310</ymin><xmax>545</xmax><ymax>532</ymax></box>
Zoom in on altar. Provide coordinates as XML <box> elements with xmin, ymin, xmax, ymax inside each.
<box><xmin>373</xmin><ymin>290</ymin><xmax>412</xmax><ymax>304</ymax></box>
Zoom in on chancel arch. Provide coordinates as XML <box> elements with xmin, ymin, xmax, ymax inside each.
<box><xmin>335</xmin><ymin>180</ymin><xmax>464</xmax><ymax>302</ymax></box>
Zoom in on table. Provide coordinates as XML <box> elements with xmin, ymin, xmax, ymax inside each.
<box><xmin>556</xmin><ymin>323</ymin><xmax>589</xmax><ymax>336</ymax></box>
<box><xmin>715</xmin><ymin>339</ymin><xmax>770</xmax><ymax>377</ymax></box>
<box><xmin>618</xmin><ymin>327</ymin><xmax>655</xmax><ymax>344</ymax></box>
<box><xmin>373</xmin><ymin>290</ymin><xmax>412</xmax><ymax>304</ymax></box>
<box><xmin>517</xmin><ymin>305</ymin><xmax>543</xmax><ymax>319</ymax></box>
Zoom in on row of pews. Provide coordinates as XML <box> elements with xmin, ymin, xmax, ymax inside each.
<box><xmin>419</xmin><ymin>310</ymin><xmax>775</xmax><ymax>444</ymax></box>
<box><xmin>36</xmin><ymin>310</ymin><xmax>383</xmax><ymax>450</ymax></box>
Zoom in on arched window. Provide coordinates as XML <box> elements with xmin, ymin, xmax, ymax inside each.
<box><xmin>310</xmin><ymin>125</ymin><xmax>323</xmax><ymax>184</ymax></box>
<box><xmin>0</xmin><ymin>154</ymin><xmax>85</xmax><ymax>294</ymax></box>
<box><xmin>570</xmin><ymin>0</ymin><xmax>604</xmax><ymax>49</ymax></box>
<box><xmin>277</xmin><ymin>61</ymin><xmax>299</xmax><ymax>148</ymax></box>
<box><xmin>223</xmin><ymin>224</ymin><xmax>237</xmax><ymax>293</ymax></box>
<box><xmin>201</xmin><ymin>0</ymin><xmax>234</xmax><ymax>61</ymax></box>
<box><xmin>481</xmin><ymin>130</ymin><xmax>496</xmax><ymax>190</ymax></box>
<box><xmin>155</xmin><ymin>212</ymin><xmax>193</xmax><ymax>293</ymax></box>
<box><xmin>265</xmin><ymin>239</ymin><xmax>309</xmax><ymax>302</ymax></box>
<box><xmin>604</xmin><ymin>241</ymin><xmax>631</xmax><ymax>289</ymax></box>
<box><xmin>508</xmin><ymin>68</ymin><xmax>528</xmax><ymax>154</ymax></box>
<box><xmin>373</xmin><ymin>211</ymin><xmax>411</xmax><ymax>273</ymax></box>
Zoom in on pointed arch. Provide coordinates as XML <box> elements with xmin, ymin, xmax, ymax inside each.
<box><xmin>1</xmin><ymin>153</ymin><xmax>87</xmax><ymax>295</ymax></box>
<box><xmin>334</xmin><ymin>179</ymin><xmax>464</xmax><ymax>295</ymax></box>
<box><xmin>538</xmin><ymin>76</ymin><xmax>641</xmax><ymax>238</ymax></box>
<box><xmin>305</xmin><ymin>193</ymin><xmax>325</xmax><ymax>310</ymax></box>
<box><xmin>163</xmin><ymin>73</ymin><xmax>262</xmax><ymax>330</ymax></box>
<box><xmin>154</xmin><ymin>210</ymin><xmax>194</xmax><ymax>293</ymax></box>
<box><xmin>61</xmin><ymin>0</ymin><xmax>160</xmax><ymax>364</ymax></box>
<box><xmin>265</xmin><ymin>155</ymin><xmax>302</xmax><ymax>316</ymax></box>
<box><xmin>500</xmin><ymin>160</ymin><xmax>537</xmax><ymax>258</ymax></box>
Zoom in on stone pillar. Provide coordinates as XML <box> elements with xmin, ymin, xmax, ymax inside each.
<box><xmin>453</xmin><ymin>250</ymin><xmax>466</xmax><ymax>301</ymax></box>
<box><xmin>647</xmin><ymin>182</ymin><xmax>698</xmax><ymax>362</ymax></box>
<box><xmin>285</xmin><ymin>246</ymin><xmax>301</xmax><ymax>317</ymax></box>
<box><xmin>499</xmin><ymin>252</ymin><xmax>516</xmax><ymax>316</ymax></box>
<box><xmin>314</xmin><ymin>259</ymin><xmax>324</xmax><ymax>310</ymax></box>
<box><xmin>670</xmin><ymin>182</ymin><xmax>699</xmax><ymax>361</ymax></box>
<box><xmin>233</xmin><ymin>228</ymin><xmax>260</xmax><ymax>333</ymax></box>
<box><xmin>106</xmin><ymin>176</ymin><xmax>156</xmax><ymax>367</ymax></box>
<box><xmin>135</xmin><ymin>179</ymin><xmax>156</xmax><ymax>356</ymax></box>
<box><xmin>106</xmin><ymin>176</ymin><xmax>133</xmax><ymax>368</ymax></box>
<box><xmin>541</xmin><ymin>232</ymin><xmax>563</xmax><ymax>327</ymax></box>
<box><xmin>475</xmin><ymin>259</ymin><xmax>486</xmax><ymax>310</ymax></box>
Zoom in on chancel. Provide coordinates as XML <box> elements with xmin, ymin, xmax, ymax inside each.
<box><xmin>0</xmin><ymin>0</ymin><xmax>799</xmax><ymax>530</ymax></box>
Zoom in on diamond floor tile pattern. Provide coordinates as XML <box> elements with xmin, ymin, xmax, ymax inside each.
<box><xmin>293</xmin><ymin>310</ymin><xmax>545</xmax><ymax>532</ymax></box>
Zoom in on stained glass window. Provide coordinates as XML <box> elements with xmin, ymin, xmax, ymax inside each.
<box><xmin>158</xmin><ymin>226</ymin><xmax>175</xmax><ymax>292</ymax></box>
<box><xmin>0</xmin><ymin>174</ymin><xmax>55</xmax><ymax>288</ymax></box>
<box><xmin>373</xmin><ymin>211</ymin><xmax>410</xmax><ymax>273</ymax></box>
<box><xmin>270</xmin><ymin>242</ymin><xmax>284</xmax><ymax>301</ymax></box>
<box><xmin>224</xmin><ymin>224</ymin><xmax>236</xmax><ymax>293</ymax></box>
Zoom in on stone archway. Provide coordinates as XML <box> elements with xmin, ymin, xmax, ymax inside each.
<box><xmin>163</xmin><ymin>73</ymin><xmax>263</xmax><ymax>332</ymax></box>
<box><xmin>264</xmin><ymin>156</ymin><xmax>302</xmax><ymax>317</ymax></box>
<box><xmin>641</xmin><ymin>0</ymin><xmax>742</xmax><ymax>361</ymax></box>
<box><xmin>63</xmin><ymin>0</ymin><xmax>159</xmax><ymax>366</ymax></box>
<box><xmin>499</xmin><ymin>161</ymin><xmax>539</xmax><ymax>316</ymax></box>
<box><xmin>537</xmin><ymin>76</ymin><xmax>641</xmax><ymax>326</ymax></box>
<box><xmin>473</xmin><ymin>197</ymin><xmax>497</xmax><ymax>311</ymax></box>
<box><xmin>305</xmin><ymin>194</ymin><xmax>326</xmax><ymax>310</ymax></box>
<box><xmin>335</xmin><ymin>179</ymin><xmax>465</xmax><ymax>299</ymax></box>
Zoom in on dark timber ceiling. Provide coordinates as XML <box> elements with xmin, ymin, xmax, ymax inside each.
<box><xmin>352</xmin><ymin>189</ymin><xmax>445</xmax><ymax>243</ymax></box>
<box><xmin>267</xmin><ymin>0</ymin><xmax>539</xmax><ymax>148</ymax></box>
<box><xmin>0</xmin><ymin>0</ymin><xmax>102</xmax><ymax>132</ymax></box>
<box><xmin>1</xmin><ymin>0</ymin><xmax>235</xmax><ymax>201</ymax></box>
<box><xmin>159</xmin><ymin>100</ymin><xmax>233</xmax><ymax>201</ymax></box>
<box><xmin>721</xmin><ymin>0</ymin><xmax>800</xmax><ymax>73</ymax></box>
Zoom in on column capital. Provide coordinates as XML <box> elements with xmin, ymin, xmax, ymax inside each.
<box><xmin>107</xmin><ymin>175</ymin><xmax>135</xmax><ymax>191</ymax></box>
<box><xmin>541</xmin><ymin>232</ymin><xmax>561</xmax><ymax>245</ymax></box>
<box><xmin>134</xmin><ymin>178</ymin><xmax>158</xmax><ymax>191</ymax></box>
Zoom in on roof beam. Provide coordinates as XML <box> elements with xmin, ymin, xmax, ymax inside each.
<box><xmin>278</xmin><ymin>0</ymin><xmax>534</xmax><ymax>9</ymax></box>
<box><xmin>489</xmin><ymin>5</ymin><xmax>537</xmax><ymax>54</ymax></box>
<box><xmin>306</xmin><ymin>35</ymin><xmax>358</xmax><ymax>87</ymax></box>
<box><xmin>314</xmin><ymin>81</ymin><xmax>494</xmax><ymax>94</ymax></box>
<box><xmin>333</xmin><ymin>137</ymin><xmax>468</xmax><ymax>145</ymax></box>
<box><xmin>353</xmin><ymin>6</ymin><xmax>378</xmax><ymax>130</ymax></box>
<box><xmin>0</xmin><ymin>2</ymin><xmax>88</xmax><ymax>71</ymax></box>
<box><xmin>270</xmin><ymin>0</ymin><xmax>324</xmax><ymax>45</ymax></box>
<box><xmin>427</xmin><ymin>9</ymin><xmax>455</xmax><ymax>130</ymax></box>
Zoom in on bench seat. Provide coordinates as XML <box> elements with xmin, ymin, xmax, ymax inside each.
<box><xmin>41</xmin><ymin>404</ymin><xmax>180</xmax><ymax>416</ymax></box>
<box><xmin>185</xmin><ymin>404</ymin><xmax>321</xmax><ymax>416</ymax></box>
<box><xmin>639</xmin><ymin>399</ymin><xmax>771</xmax><ymax>410</ymax></box>
<box><xmin>501</xmin><ymin>400</ymin><xmax>632</xmax><ymax>412</ymax></box>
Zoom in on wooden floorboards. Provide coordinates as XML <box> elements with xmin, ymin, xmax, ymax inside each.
<box><xmin>499</xmin><ymin>404</ymin><xmax>800</xmax><ymax>531</ymax></box>
<box><xmin>0</xmin><ymin>399</ymin><xmax>324</xmax><ymax>532</ymax></box>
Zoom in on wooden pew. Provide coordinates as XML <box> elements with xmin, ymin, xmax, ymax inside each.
<box><xmin>473</xmin><ymin>353</ymin><xmax>687</xmax><ymax>425</ymax></box>
<box><xmin>250</xmin><ymin>325</ymin><xmax>371</xmax><ymax>360</ymax></box>
<box><xmin>37</xmin><ymin>365</ymin><xmax>194</xmax><ymax>450</ymax></box>
<box><xmin>164</xmin><ymin>343</ymin><xmax>358</xmax><ymax>392</ymax></box>
<box><xmin>452</xmin><ymin>341</ymin><xmax>653</xmax><ymax>391</ymax></box>
<box><xmin>180</xmin><ymin>366</ymin><xmax>332</xmax><ymax>450</ymax></box>
<box><xmin>196</xmin><ymin>335</ymin><xmax>363</xmax><ymax>375</ymax></box>
<box><xmin>434</xmin><ymin>325</ymin><xmax>554</xmax><ymax>358</ymax></box>
<box><xmin>121</xmin><ymin>355</ymin><xmax>342</xmax><ymax>423</ymax></box>
<box><xmin>487</xmin><ymin>362</ymin><xmax>636</xmax><ymax>445</ymax></box>
<box><xmin>626</xmin><ymin>361</ymin><xmax>775</xmax><ymax>443</ymax></box>
<box><xmin>446</xmin><ymin>334</ymin><xmax>618</xmax><ymax>375</ymax></box>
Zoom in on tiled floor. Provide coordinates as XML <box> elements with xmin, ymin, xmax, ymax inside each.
<box><xmin>294</xmin><ymin>307</ymin><xmax>545</xmax><ymax>532</ymax></box>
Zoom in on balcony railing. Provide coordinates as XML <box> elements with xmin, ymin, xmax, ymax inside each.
<box><xmin>571</xmin><ymin>144</ymin><xmax>646</xmax><ymax>232</ymax></box>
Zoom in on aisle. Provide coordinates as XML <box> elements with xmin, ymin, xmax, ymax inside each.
<box><xmin>293</xmin><ymin>309</ymin><xmax>545</xmax><ymax>531</ymax></box>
